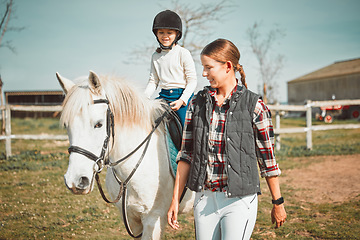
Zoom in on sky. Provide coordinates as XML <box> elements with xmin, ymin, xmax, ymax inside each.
<box><xmin>0</xmin><ymin>0</ymin><xmax>359</xmax><ymax>103</ymax></box>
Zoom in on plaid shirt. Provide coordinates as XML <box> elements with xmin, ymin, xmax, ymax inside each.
<box><xmin>178</xmin><ymin>85</ymin><xmax>281</xmax><ymax>192</ymax></box>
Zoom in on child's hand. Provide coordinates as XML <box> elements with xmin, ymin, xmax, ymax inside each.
<box><xmin>170</xmin><ymin>99</ymin><xmax>185</xmax><ymax>111</ymax></box>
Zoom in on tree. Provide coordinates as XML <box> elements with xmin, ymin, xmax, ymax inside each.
<box><xmin>125</xmin><ymin>0</ymin><xmax>232</xmax><ymax>65</ymax></box>
<box><xmin>167</xmin><ymin>0</ymin><xmax>231</xmax><ymax>56</ymax></box>
<box><xmin>0</xmin><ymin>75</ymin><xmax>4</xmax><ymax>134</ymax></box>
<box><xmin>0</xmin><ymin>0</ymin><xmax>24</xmax><ymax>53</ymax></box>
<box><xmin>1</xmin><ymin>0</ymin><xmax>24</xmax><ymax>134</ymax></box>
<box><xmin>247</xmin><ymin>21</ymin><xmax>285</xmax><ymax>104</ymax></box>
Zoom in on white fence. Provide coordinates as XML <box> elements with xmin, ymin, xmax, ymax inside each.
<box><xmin>0</xmin><ymin>105</ymin><xmax>67</xmax><ymax>158</ymax></box>
<box><xmin>1</xmin><ymin>99</ymin><xmax>360</xmax><ymax>158</ymax></box>
<box><xmin>268</xmin><ymin>99</ymin><xmax>360</xmax><ymax>150</ymax></box>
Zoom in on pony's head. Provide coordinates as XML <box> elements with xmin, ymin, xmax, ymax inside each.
<box><xmin>57</xmin><ymin>71</ymin><xmax>165</xmax><ymax>195</ymax></box>
<box><xmin>57</xmin><ymin>71</ymin><xmax>110</xmax><ymax>194</ymax></box>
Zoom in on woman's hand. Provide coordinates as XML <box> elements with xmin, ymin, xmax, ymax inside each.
<box><xmin>170</xmin><ymin>99</ymin><xmax>185</xmax><ymax>111</ymax></box>
<box><xmin>265</xmin><ymin>176</ymin><xmax>287</xmax><ymax>228</ymax></box>
<box><xmin>271</xmin><ymin>203</ymin><xmax>287</xmax><ymax>228</ymax></box>
<box><xmin>167</xmin><ymin>161</ymin><xmax>191</xmax><ymax>230</ymax></box>
<box><xmin>167</xmin><ymin>199</ymin><xmax>180</xmax><ymax>229</ymax></box>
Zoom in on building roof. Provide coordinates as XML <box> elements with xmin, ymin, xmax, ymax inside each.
<box><xmin>5</xmin><ymin>90</ymin><xmax>64</xmax><ymax>96</ymax></box>
<box><xmin>288</xmin><ymin>58</ymin><xmax>360</xmax><ymax>83</ymax></box>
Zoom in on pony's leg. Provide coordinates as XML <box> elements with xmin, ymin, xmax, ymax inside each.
<box><xmin>141</xmin><ymin>215</ymin><xmax>165</xmax><ymax>240</ymax></box>
<box><xmin>179</xmin><ymin>188</ymin><xmax>195</xmax><ymax>213</ymax></box>
<box><xmin>106</xmin><ymin>170</ymin><xmax>144</xmax><ymax>238</ymax></box>
<box><xmin>124</xmin><ymin>204</ymin><xmax>145</xmax><ymax>238</ymax></box>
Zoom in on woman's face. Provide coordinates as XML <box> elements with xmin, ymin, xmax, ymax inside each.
<box><xmin>201</xmin><ymin>55</ymin><xmax>228</xmax><ymax>89</ymax></box>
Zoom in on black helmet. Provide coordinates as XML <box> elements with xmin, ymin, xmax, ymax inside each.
<box><xmin>152</xmin><ymin>10</ymin><xmax>182</xmax><ymax>50</ymax></box>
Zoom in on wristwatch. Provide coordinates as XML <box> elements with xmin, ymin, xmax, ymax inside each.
<box><xmin>272</xmin><ymin>197</ymin><xmax>284</xmax><ymax>205</ymax></box>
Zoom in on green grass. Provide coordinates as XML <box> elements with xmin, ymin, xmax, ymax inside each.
<box><xmin>10</xmin><ymin>117</ymin><xmax>66</xmax><ymax>135</ymax></box>
<box><xmin>252</xmin><ymin>176</ymin><xmax>360</xmax><ymax>240</ymax></box>
<box><xmin>279</xmin><ymin>117</ymin><xmax>360</xmax><ymax>128</ymax></box>
<box><xmin>1</xmin><ymin>153</ymin><xmax>359</xmax><ymax>239</ymax></box>
<box><xmin>0</xmin><ymin>117</ymin><xmax>68</xmax><ymax>155</ymax></box>
<box><xmin>0</xmin><ymin>117</ymin><xmax>359</xmax><ymax>239</ymax></box>
<box><xmin>276</xmin><ymin>117</ymin><xmax>360</xmax><ymax>159</ymax></box>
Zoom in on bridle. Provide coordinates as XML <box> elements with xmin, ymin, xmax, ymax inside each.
<box><xmin>68</xmin><ymin>99</ymin><xmax>114</xmax><ymax>174</ymax></box>
<box><xmin>67</xmin><ymin>98</ymin><xmax>168</xmax><ymax>238</ymax></box>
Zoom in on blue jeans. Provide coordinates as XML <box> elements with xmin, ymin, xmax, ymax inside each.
<box><xmin>158</xmin><ymin>88</ymin><xmax>193</xmax><ymax>127</ymax></box>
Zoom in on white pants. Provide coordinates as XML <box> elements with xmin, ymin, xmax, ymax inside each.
<box><xmin>193</xmin><ymin>190</ymin><xmax>258</xmax><ymax>240</ymax></box>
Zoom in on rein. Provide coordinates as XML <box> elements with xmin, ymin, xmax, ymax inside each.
<box><xmin>67</xmin><ymin>98</ymin><xmax>168</xmax><ymax>238</ymax></box>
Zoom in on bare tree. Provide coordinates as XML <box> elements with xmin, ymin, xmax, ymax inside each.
<box><xmin>0</xmin><ymin>0</ymin><xmax>24</xmax><ymax>53</ymax></box>
<box><xmin>0</xmin><ymin>75</ymin><xmax>4</xmax><ymax>134</ymax></box>
<box><xmin>167</xmin><ymin>0</ymin><xmax>232</xmax><ymax>56</ymax></box>
<box><xmin>1</xmin><ymin>0</ymin><xmax>24</xmax><ymax>133</ymax></box>
<box><xmin>125</xmin><ymin>0</ymin><xmax>232</xmax><ymax>65</ymax></box>
<box><xmin>247</xmin><ymin>21</ymin><xmax>285</xmax><ymax>104</ymax></box>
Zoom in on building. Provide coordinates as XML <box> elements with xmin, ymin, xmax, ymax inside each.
<box><xmin>288</xmin><ymin>58</ymin><xmax>360</xmax><ymax>104</ymax></box>
<box><xmin>4</xmin><ymin>90</ymin><xmax>64</xmax><ymax>118</ymax></box>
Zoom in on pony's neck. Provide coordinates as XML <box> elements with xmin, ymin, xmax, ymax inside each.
<box><xmin>110</xmin><ymin>125</ymin><xmax>150</xmax><ymax>159</ymax></box>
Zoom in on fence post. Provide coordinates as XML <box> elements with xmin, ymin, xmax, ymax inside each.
<box><xmin>5</xmin><ymin>105</ymin><xmax>11</xmax><ymax>158</ymax></box>
<box><xmin>306</xmin><ymin>100</ymin><xmax>312</xmax><ymax>150</ymax></box>
<box><xmin>275</xmin><ymin>103</ymin><xmax>281</xmax><ymax>151</ymax></box>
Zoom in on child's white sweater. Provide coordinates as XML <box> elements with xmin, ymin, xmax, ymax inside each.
<box><xmin>145</xmin><ymin>44</ymin><xmax>197</xmax><ymax>104</ymax></box>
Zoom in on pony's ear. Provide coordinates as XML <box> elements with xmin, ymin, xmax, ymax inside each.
<box><xmin>56</xmin><ymin>72</ymin><xmax>75</xmax><ymax>95</ymax></box>
<box><xmin>88</xmin><ymin>71</ymin><xmax>102</xmax><ymax>94</ymax></box>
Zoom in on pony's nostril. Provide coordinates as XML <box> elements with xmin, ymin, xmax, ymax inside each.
<box><xmin>78</xmin><ymin>176</ymin><xmax>90</xmax><ymax>189</ymax></box>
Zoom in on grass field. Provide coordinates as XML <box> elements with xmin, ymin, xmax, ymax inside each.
<box><xmin>0</xmin><ymin>117</ymin><xmax>359</xmax><ymax>239</ymax></box>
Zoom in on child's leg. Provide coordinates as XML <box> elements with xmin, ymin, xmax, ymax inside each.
<box><xmin>175</xmin><ymin>92</ymin><xmax>194</xmax><ymax>127</ymax></box>
<box><xmin>158</xmin><ymin>89</ymin><xmax>193</xmax><ymax>127</ymax></box>
<box><xmin>175</xmin><ymin>106</ymin><xmax>186</xmax><ymax>126</ymax></box>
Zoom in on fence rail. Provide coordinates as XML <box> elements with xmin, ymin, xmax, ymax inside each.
<box><xmin>268</xmin><ymin>99</ymin><xmax>360</xmax><ymax>150</ymax></box>
<box><xmin>1</xmin><ymin>104</ymin><xmax>67</xmax><ymax>157</ymax></box>
<box><xmin>1</xmin><ymin>99</ymin><xmax>360</xmax><ymax>157</ymax></box>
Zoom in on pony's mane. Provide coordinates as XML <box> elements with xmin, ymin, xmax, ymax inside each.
<box><xmin>60</xmin><ymin>75</ymin><xmax>166</xmax><ymax>130</ymax></box>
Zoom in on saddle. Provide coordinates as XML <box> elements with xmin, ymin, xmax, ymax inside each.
<box><xmin>163</xmin><ymin>105</ymin><xmax>188</xmax><ymax>201</ymax></box>
<box><xmin>161</xmin><ymin>105</ymin><xmax>183</xmax><ymax>178</ymax></box>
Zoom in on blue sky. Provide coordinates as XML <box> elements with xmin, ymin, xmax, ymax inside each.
<box><xmin>0</xmin><ymin>0</ymin><xmax>359</xmax><ymax>103</ymax></box>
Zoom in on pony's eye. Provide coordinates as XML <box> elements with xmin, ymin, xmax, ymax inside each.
<box><xmin>94</xmin><ymin>122</ymin><xmax>103</xmax><ymax>129</ymax></box>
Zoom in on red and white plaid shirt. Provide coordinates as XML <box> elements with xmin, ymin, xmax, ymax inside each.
<box><xmin>178</xmin><ymin>85</ymin><xmax>281</xmax><ymax>192</ymax></box>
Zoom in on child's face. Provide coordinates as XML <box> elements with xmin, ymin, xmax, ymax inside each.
<box><xmin>156</xmin><ymin>29</ymin><xmax>178</xmax><ymax>47</ymax></box>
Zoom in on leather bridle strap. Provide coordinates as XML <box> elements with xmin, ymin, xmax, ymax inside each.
<box><xmin>108</xmin><ymin>110</ymin><xmax>169</xmax><ymax>167</ymax></box>
<box><xmin>94</xmin><ymin>110</ymin><xmax>166</xmax><ymax>239</ymax></box>
<box><xmin>66</xmin><ymin>98</ymin><xmax>168</xmax><ymax>239</ymax></box>
<box><xmin>68</xmin><ymin>98</ymin><xmax>113</xmax><ymax>172</ymax></box>
<box><xmin>68</xmin><ymin>145</ymin><xmax>99</xmax><ymax>161</ymax></box>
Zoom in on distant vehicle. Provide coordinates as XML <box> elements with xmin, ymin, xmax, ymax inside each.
<box><xmin>316</xmin><ymin>104</ymin><xmax>360</xmax><ymax>123</ymax></box>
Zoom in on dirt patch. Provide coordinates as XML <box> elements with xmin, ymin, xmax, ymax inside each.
<box><xmin>282</xmin><ymin>154</ymin><xmax>360</xmax><ymax>203</ymax></box>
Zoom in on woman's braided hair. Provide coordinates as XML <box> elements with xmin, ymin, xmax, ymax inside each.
<box><xmin>201</xmin><ymin>38</ymin><xmax>247</xmax><ymax>88</ymax></box>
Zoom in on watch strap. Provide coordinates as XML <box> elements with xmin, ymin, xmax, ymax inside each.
<box><xmin>272</xmin><ymin>197</ymin><xmax>284</xmax><ymax>205</ymax></box>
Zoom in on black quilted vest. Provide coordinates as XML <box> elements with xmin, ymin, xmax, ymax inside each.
<box><xmin>186</xmin><ymin>86</ymin><xmax>261</xmax><ymax>197</ymax></box>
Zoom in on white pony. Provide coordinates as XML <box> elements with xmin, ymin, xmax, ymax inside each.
<box><xmin>57</xmin><ymin>71</ymin><xmax>193</xmax><ymax>239</ymax></box>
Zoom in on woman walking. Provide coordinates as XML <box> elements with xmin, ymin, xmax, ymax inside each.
<box><xmin>167</xmin><ymin>38</ymin><xmax>286</xmax><ymax>240</ymax></box>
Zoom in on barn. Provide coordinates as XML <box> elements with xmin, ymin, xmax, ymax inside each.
<box><xmin>287</xmin><ymin>58</ymin><xmax>360</xmax><ymax>105</ymax></box>
<box><xmin>4</xmin><ymin>90</ymin><xmax>64</xmax><ymax>118</ymax></box>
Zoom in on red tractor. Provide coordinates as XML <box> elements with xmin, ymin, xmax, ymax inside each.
<box><xmin>316</xmin><ymin>105</ymin><xmax>360</xmax><ymax>123</ymax></box>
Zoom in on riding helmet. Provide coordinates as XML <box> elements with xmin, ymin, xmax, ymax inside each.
<box><xmin>152</xmin><ymin>10</ymin><xmax>182</xmax><ymax>50</ymax></box>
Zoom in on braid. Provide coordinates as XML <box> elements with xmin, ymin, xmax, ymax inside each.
<box><xmin>236</xmin><ymin>64</ymin><xmax>247</xmax><ymax>88</ymax></box>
